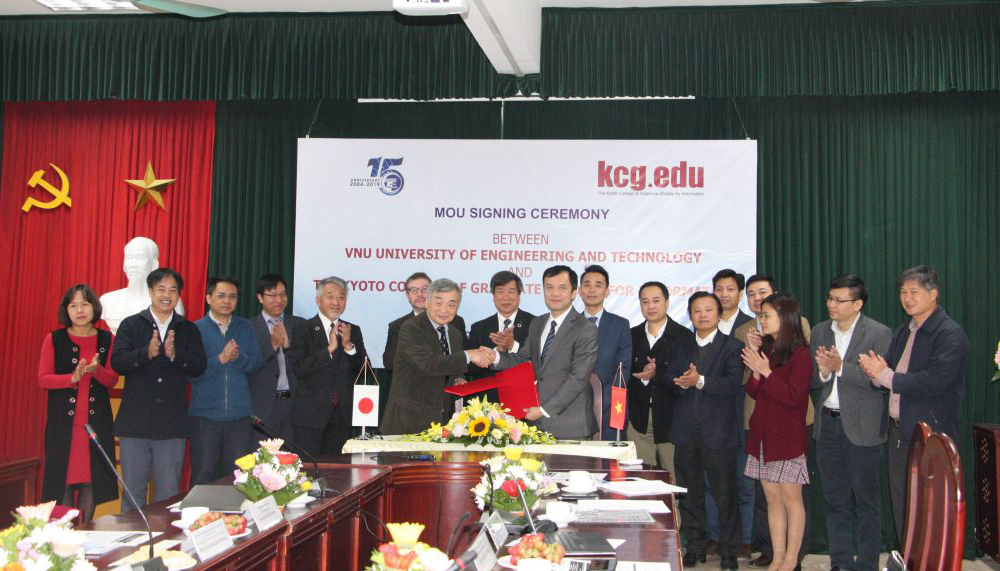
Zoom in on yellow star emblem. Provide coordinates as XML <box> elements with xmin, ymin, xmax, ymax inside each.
<box><xmin>614</xmin><ymin>402</ymin><xmax>623</xmax><ymax>414</ymax></box>
<box><xmin>125</xmin><ymin>161</ymin><xmax>176</xmax><ymax>211</ymax></box>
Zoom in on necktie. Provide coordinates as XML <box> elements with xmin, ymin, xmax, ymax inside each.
<box><xmin>540</xmin><ymin>320</ymin><xmax>557</xmax><ymax>365</ymax></box>
<box><xmin>437</xmin><ymin>325</ymin><xmax>450</xmax><ymax>355</ymax></box>
<box><xmin>588</xmin><ymin>316</ymin><xmax>598</xmax><ymax>325</ymax></box>
<box><xmin>503</xmin><ymin>318</ymin><xmax>512</xmax><ymax>330</ymax></box>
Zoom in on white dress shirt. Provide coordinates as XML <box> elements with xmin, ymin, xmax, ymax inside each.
<box><xmin>820</xmin><ymin>312</ymin><xmax>861</xmax><ymax>410</ymax></box>
<box><xmin>718</xmin><ymin>312</ymin><xmax>738</xmax><ymax>335</ymax></box>
<box><xmin>498</xmin><ymin>311</ymin><xmax>520</xmax><ymax>353</ymax></box>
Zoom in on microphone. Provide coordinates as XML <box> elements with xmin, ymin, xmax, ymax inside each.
<box><xmin>514</xmin><ymin>477</ymin><xmax>558</xmax><ymax>536</ymax></box>
<box><xmin>483</xmin><ymin>464</ymin><xmax>495</xmax><ymax>516</ymax></box>
<box><xmin>250</xmin><ymin>415</ymin><xmax>328</xmax><ymax>496</ymax></box>
<box><xmin>443</xmin><ymin>549</ymin><xmax>477</xmax><ymax>571</ymax></box>
<box><xmin>84</xmin><ymin>424</ymin><xmax>165</xmax><ymax>571</ymax></box>
<box><xmin>445</xmin><ymin>511</ymin><xmax>471</xmax><ymax>558</ymax></box>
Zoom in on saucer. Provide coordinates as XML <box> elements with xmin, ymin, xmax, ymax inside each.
<box><xmin>559</xmin><ymin>483</ymin><xmax>598</xmax><ymax>494</ymax></box>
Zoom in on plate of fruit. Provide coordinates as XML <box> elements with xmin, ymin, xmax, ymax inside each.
<box><xmin>498</xmin><ymin>533</ymin><xmax>566</xmax><ymax>569</ymax></box>
<box><xmin>173</xmin><ymin>512</ymin><xmax>251</xmax><ymax>537</ymax></box>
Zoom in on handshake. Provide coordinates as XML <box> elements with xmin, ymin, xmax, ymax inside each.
<box><xmin>465</xmin><ymin>346</ymin><xmax>498</xmax><ymax>368</ymax></box>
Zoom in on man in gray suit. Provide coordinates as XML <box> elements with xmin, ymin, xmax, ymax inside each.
<box><xmin>489</xmin><ymin>265</ymin><xmax>598</xmax><ymax>439</ymax></box>
<box><xmin>248</xmin><ymin>273</ymin><xmax>304</xmax><ymax>442</ymax></box>
<box><xmin>811</xmin><ymin>274</ymin><xmax>892</xmax><ymax>571</ymax></box>
<box><xmin>380</xmin><ymin>279</ymin><xmax>492</xmax><ymax>435</ymax></box>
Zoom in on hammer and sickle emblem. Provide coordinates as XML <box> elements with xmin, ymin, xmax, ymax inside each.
<box><xmin>21</xmin><ymin>163</ymin><xmax>72</xmax><ymax>212</ymax></box>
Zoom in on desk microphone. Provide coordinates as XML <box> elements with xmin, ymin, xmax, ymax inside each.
<box><xmin>443</xmin><ymin>549</ymin><xmax>477</xmax><ymax>571</ymax></box>
<box><xmin>250</xmin><ymin>415</ymin><xmax>328</xmax><ymax>496</ymax></box>
<box><xmin>84</xmin><ymin>424</ymin><xmax>165</xmax><ymax>571</ymax></box>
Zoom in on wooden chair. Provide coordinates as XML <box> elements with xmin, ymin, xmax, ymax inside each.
<box><xmin>900</xmin><ymin>422</ymin><xmax>965</xmax><ymax>571</ymax></box>
<box><xmin>902</xmin><ymin>422</ymin><xmax>932</xmax><ymax>558</ymax></box>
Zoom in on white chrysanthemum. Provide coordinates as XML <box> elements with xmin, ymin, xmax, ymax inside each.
<box><xmin>71</xmin><ymin>558</ymin><xmax>98</xmax><ymax>571</ymax></box>
<box><xmin>47</xmin><ymin>526</ymin><xmax>85</xmax><ymax>558</ymax></box>
<box><xmin>259</xmin><ymin>439</ymin><xmax>284</xmax><ymax>454</ymax></box>
<box><xmin>23</xmin><ymin>553</ymin><xmax>54</xmax><ymax>571</ymax></box>
<box><xmin>16</xmin><ymin>500</ymin><xmax>57</xmax><ymax>523</ymax></box>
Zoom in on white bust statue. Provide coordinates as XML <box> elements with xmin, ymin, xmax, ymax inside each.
<box><xmin>100</xmin><ymin>236</ymin><xmax>185</xmax><ymax>334</ymax></box>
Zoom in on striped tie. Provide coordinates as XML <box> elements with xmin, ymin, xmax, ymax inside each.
<box><xmin>539</xmin><ymin>320</ymin><xmax>557</xmax><ymax>365</ymax></box>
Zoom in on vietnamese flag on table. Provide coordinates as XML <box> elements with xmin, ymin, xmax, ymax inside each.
<box><xmin>609</xmin><ymin>385</ymin><xmax>627</xmax><ymax>431</ymax></box>
<box><xmin>0</xmin><ymin>100</ymin><xmax>215</xmax><ymax>460</ymax></box>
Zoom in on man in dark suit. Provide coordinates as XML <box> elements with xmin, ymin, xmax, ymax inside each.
<box><xmin>713</xmin><ymin>269</ymin><xmax>753</xmax><ymax>336</ymax></box>
<box><xmin>467</xmin><ymin>271</ymin><xmax>536</xmax><ymax>392</ymax></box>
<box><xmin>383</xmin><ymin>271</ymin><xmax>466</xmax><ymax>370</ymax></box>
<box><xmin>811</xmin><ymin>275</ymin><xmax>892</xmax><ymax>571</ymax></box>
<box><xmin>628</xmin><ymin>281</ymin><xmax>693</xmax><ymax>473</ymax></box>
<box><xmin>287</xmin><ymin>276</ymin><xmax>368</xmax><ymax>456</ymax></box>
<box><xmin>490</xmin><ymin>265</ymin><xmax>599</xmax><ymax>439</ymax></box>
<box><xmin>660</xmin><ymin>292</ymin><xmax>744</xmax><ymax>570</ymax></box>
<box><xmin>579</xmin><ymin>265</ymin><xmax>632</xmax><ymax>440</ymax></box>
<box><xmin>248</xmin><ymin>273</ymin><xmax>304</xmax><ymax>442</ymax></box>
<box><xmin>380</xmin><ymin>279</ymin><xmax>491</xmax><ymax>435</ymax></box>
<box><xmin>860</xmin><ymin>265</ymin><xmax>968</xmax><ymax>545</ymax></box>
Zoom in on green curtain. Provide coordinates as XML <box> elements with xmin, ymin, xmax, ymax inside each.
<box><xmin>540</xmin><ymin>1</ymin><xmax>1000</xmax><ymax>98</ymax></box>
<box><xmin>0</xmin><ymin>13</ymin><xmax>509</xmax><ymax>101</ymax></box>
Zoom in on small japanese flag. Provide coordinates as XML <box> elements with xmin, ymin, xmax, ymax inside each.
<box><xmin>352</xmin><ymin>384</ymin><xmax>380</xmax><ymax>427</ymax></box>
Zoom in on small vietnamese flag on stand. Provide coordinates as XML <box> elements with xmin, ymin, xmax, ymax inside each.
<box><xmin>609</xmin><ymin>385</ymin><xmax>627</xmax><ymax>431</ymax></box>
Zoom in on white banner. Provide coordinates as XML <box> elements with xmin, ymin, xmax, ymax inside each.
<box><xmin>295</xmin><ymin>139</ymin><xmax>757</xmax><ymax>367</ymax></box>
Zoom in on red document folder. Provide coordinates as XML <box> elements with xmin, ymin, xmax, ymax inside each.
<box><xmin>444</xmin><ymin>362</ymin><xmax>539</xmax><ymax>419</ymax></box>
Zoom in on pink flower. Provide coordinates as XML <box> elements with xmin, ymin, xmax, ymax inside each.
<box><xmin>509</xmin><ymin>427</ymin><xmax>522</xmax><ymax>443</ymax></box>
<box><xmin>256</xmin><ymin>465</ymin><xmax>287</xmax><ymax>492</ymax></box>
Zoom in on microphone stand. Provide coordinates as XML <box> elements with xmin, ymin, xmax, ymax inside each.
<box><xmin>84</xmin><ymin>424</ymin><xmax>165</xmax><ymax>571</ymax></box>
<box><xmin>484</xmin><ymin>464</ymin><xmax>495</xmax><ymax>517</ymax></box>
<box><xmin>251</xmin><ymin>415</ymin><xmax>329</xmax><ymax>497</ymax></box>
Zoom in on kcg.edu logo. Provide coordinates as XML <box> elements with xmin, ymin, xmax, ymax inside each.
<box><xmin>349</xmin><ymin>156</ymin><xmax>405</xmax><ymax>196</ymax></box>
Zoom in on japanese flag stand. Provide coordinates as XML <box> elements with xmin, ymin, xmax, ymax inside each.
<box><xmin>353</xmin><ymin>357</ymin><xmax>379</xmax><ymax>441</ymax></box>
<box><xmin>610</xmin><ymin>362</ymin><xmax>628</xmax><ymax>447</ymax></box>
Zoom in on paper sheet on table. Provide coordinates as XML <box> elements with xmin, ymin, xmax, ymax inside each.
<box><xmin>614</xmin><ymin>563</ymin><xmax>671</xmax><ymax>570</ymax></box>
<box><xmin>82</xmin><ymin>531</ymin><xmax>164</xmax><ymax>554</ymax></box>
<box><xmin>549</xmin><ymin>472</ymin><xmax>607</xmax><ymax>483</ymax></box>
<box><xmin>598</xmin><ymin>480</ymin><xmax>686</xmax><ymax>496</ymax></box>
<box><xmin>575</xmin><ymin>499</ymin><xmax>670</xmax><ymax>513</ymax></box>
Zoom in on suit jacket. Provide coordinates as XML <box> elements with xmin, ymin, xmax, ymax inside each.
<box><xmin>746</xmin><ymin>346</ymin><xmax>813</xmax><ymax>461</ymax></box>
<box><xmin>287</xmin><ymin>315</ymin><xmax>368</xmax><ymax>429</ymax></box>
<box><xmin>810</xmin><ymin>313</ymin><xmax>892</xmax><ymax>446</ymax></box>
<box><xmin>248</xmin><ymin>313</ymin><xmax>305</xmax><ymax>420</ymax></box>
<box><xmin>735</xmin><ymin>315</ymin><xmax>814</xmax><ymax>429</ymax></box>
<box><xmin>885</xmin><ymin>306</ymin><xmax>968</xmax><ymax>444</ymax></box>
<box><xmin>730</xmin><ymin>309</ymin><xmax>753</xmax><ymax>332</ymax></box>
<box><xmin>380</xmin><ymin>315</ymin><xmax>468</xmax><ymax>435</ymax></box>
<box><xmin>467</xmin><ymin>310</ymin><xmax>535</xmax><ymax>380</ymax></box>
<box><xmin>496</xmin><ymin>308</ymin><xmax>598</xmax><ymax>439</ymax></box>
<box><xmin>627</xmin><ymin>318</ymin><xmax>693</xmax><ymax>443</ymax></box>
<box><xmin>660</xmin><ymin>332</ymin><xmax>745</xmax><ymax>449</ymax></box>
<box><xmin>384</xmin><ymin>311</ymin><xmax>466</xmax><ymax>370</ymax></box>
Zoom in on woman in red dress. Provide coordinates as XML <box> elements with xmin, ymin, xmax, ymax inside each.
<box><xmin>38</xmin><ymin>284</ymin><xmax>119</xmax><ymax>522</ymax></box>
<box><xmin>742</xmin><ymin>293</ymin><xmax>812</xmax><ymax>571</ymax></box>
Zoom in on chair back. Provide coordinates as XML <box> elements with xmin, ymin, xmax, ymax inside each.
<box><xmin>589</xmin><ymin>373</ymin><xmax>603</xmax><ymax>440</ymax></box>
<box><xmin>902</xmin><ymin>422</ymin><xmax>932</xmax><ymax>557</ymax></box>
<box><xmin>903</xmin><ymin>426</ymin><xmax>965</xmax><ymax>571</ymax></box>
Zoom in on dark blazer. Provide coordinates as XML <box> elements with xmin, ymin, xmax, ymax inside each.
<box><xmin>111</xmin><ymin>309</ymin><xmax>206</xmax><ymax>439</ymax></box>
<box><xmin>593</xmin><ymin>311</ymin><xmax>633</xmax><ymax>439</ymax></box>
<box><xmin>496</xmin><ymin>308</ymin><xmax>599</xmax><ymax>439</ymax></box>
<box><xmin>660</xmin><ymin>332</ymin><xmax>745</xmax><ymax>449</ymax></box>
<box><xmin>885</xmin><ymin>306</ymin><xmax>968</xmax><ymax>444</ymax></box>
<box><xmin>746</xmin><ymin>346</ymin><xmax>813</xmax><ymax>462</ymax></box>
<box><xmin>467</xmin><ymin>309</ymin><xmax>535</xmax><ymax>379</ymax></box>
<box><xmin>42</xmin><ymin>329</ymin><xmax>118</xmax><ymax>505</ymax></box>
<box><xmin>288</xmin><ymin>315</ymin><xmax>368</xmax><ymax>429</ymax></box>
<box><xmin>248</xmin><ymin>312</ymin><xmax>305</xmax><ymax>420</ymax></box>
<box><xmin>729</xmin><ymin>310</ymin><xmax>753</xmax><ymax>333</ymax></box>
<box><xmin>810</xmin><ymin>313</ymin><xmax>892</xmax><ymax>446</ymax></box>
<box><xmin>384</xmin><ymin>311</ymin><xmax>466</xmax><ymax>370</ymax></box>
<box><xmin>628</xmin><ymin>318</ymin><xmax>693</xmax><ymax>443</ymax></box>
<box><xmin>380</xmin><ymin>315</ymin><xmax>468</xmax><ymax>435</ymax></box>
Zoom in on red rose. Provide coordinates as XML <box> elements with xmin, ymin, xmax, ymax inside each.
<box><xmin>500</xmin><ymin>478</ymin><xmax>526</xmax><ymax>496</ymax></box>
<box><xmin>378</xmin><ymin>543</ymin><xmax>418</xmax><ymax>570</ymax></box>
<box><xmin>276</xmin><ymin>453</ymin><xmax>298</xmax><ymax>465</ymax></box>
<box><xmin>442</xmin><ymin>429</ymin><xmax>451</xmax><ymax>438</ymax></box>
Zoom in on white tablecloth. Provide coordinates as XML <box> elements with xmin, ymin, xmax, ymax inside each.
<box><xmin>341</xmin><ymin>435</ymin><xmax>637</xmax><ymax>461</ymax></box>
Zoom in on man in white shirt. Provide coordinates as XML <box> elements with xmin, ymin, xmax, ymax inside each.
<box><xmin>712</xmin><ymin>269</ymin><xmax>752</xmax><ymax>335</ymax></box>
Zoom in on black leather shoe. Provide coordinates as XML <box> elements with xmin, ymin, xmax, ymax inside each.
<box><xmin>748</xmin><ymin>554</ymin><xmax>772</xmax><ymax>568</ymax></box>
<box><xmin>682</xmin><ymin>551</ymin><xmax>702</xmax><ymax>567</ymax></box>
<box><xmin>720</xmin><ymin>555</ymin><xmax>739</xmax><ymax>569</ymax></box>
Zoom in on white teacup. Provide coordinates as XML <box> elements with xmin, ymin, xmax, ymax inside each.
<box><xmin>566</xmin><ymin>470</ymin><xmax>592</xmax><ymax>490</ymax></box>
<box><xmin>545</xmin><ymin>501</ymin><xmax>573</xmax><ymax>522</ymax></box>
<box><xmin>180</xmin><ymin>507</ymin><xmax>209</xmax><ymax>527</ymax></box>
<box><xmin>517</xmin><ymin>558</ymin><xmax>552</xmax><ymax>571</ymax></box>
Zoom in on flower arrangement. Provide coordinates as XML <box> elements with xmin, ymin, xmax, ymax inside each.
<box><xmin>992</xmin><ymin>340</ymin><xmax>1000</xmax><ymax>382</ymax></box>
<box><xmin>365</xmin><ymin>523</ymin><xmax>450</xmax><ymax>571</ymax></box>
<box><xmin>408</xmin><ymin>397</ymin><xmax>556</xmax><ymax>448</ymax></box>
<box><xmin>471</xmin><ymin>453</ymin><xmax>556</xmax><ymax>513</ymax></box>
<box><xmin>233</xmin><ymin>438</ymin><xmax>312</xmax><ymax>506</ymax></box>
<box><xmin>0</xmin><ymin>501</ymin><xmax>95</xmax><ymax>571</ymax></box>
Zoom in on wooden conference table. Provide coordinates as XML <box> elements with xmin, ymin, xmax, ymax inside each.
<box><xmin>84</xmin><ymin>452</ymin><xmax>681</xmax><ymax>570</ymax></box>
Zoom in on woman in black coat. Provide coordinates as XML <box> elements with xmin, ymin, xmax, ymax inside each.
<box><xmin>37</xmin><ymin>284</ymin><xmax>119</xmax><ymax>522</ymax></box>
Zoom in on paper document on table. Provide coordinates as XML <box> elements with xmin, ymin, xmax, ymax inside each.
<box><xmin>81</xmin><ymin>531</ymin><xmax>164</xmax><ymax>555</ymax></box>
<box><xmin>575</xmin><ymin>499</ymin><xmax>670</xmax><ymax>513</ymax></box>
<box><xmin>598</xmin><ymin>480</ymin><xmax>685</xmax><ymax>496</ymax></box>
<box><xmin>549</xmin><ymin>472</ymin><xmax>607</xmax><ymax>483</ymax></box>
<box><xmin>614</xmin><ymin>562</ymin><xmax>671</xmax><ymax>570</ymax></box>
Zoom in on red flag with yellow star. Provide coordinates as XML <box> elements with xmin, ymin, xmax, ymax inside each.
<box><xmin>610</xmin><ymin>385</ymin><xmax>627</xmax><ymax>431</ymax></box>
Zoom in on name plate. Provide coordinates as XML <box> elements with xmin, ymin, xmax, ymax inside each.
<box><xmin>470</xmin><ymin>527</ymin><xmax>497</xmax><ymax>571</ymax></box>
<box><xmin>485</xmin><ymin>511</ymin><xmax>509</xmax><ymax>550</ymax></box>
<box><xmin>189</xmin><ymin>519</ymin><xmax>234</xmax><ymax>562</ymax></box>
<box><xmin>249</xmin><ymin>495</ymin><xmax>283</xmax><ymax>531</ymax></box>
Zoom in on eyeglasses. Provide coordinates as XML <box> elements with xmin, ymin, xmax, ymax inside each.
<box><xmin>213</xmin><ymin>292</ymin><xmax>238</xmax><ymax>300</ymax></box>
<box><xmin>407</xmin><ymin>286</ymin><xmax>429</xmax><ymax>295</ymax></box>
<box><xmin>826</xmin><ymin>296</ymin><xmax>858</xmax><ymax>304</ymax></box>
<box><xmin>262</xmin><ymin>292</ymin><xmax>288</xmax><ymax>299</ymax></box>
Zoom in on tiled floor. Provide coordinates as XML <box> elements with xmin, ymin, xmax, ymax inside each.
<box><xmin>684</xmin><ymin>552</ymin><xmax>1000</xmax><ymax>570</ymax></box>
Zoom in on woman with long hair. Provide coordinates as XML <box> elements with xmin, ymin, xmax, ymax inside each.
<box><xmin>741</xmin><ymin>293</ymin><xmax>812</xmax><ymax>571</ymax></box>
<box><xmin>37</xmin><ymin>284</ymin><xmax>119</xmax><ymax>522</ymax></box>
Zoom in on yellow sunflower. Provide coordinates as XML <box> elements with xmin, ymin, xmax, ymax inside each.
<box><xmin>469</xmin><ymin>417</ymin><xmax>491</xmax><ymax>437</ymax></box>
